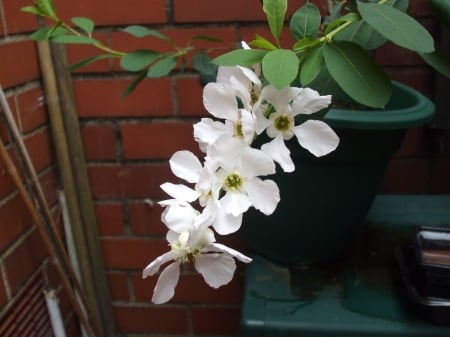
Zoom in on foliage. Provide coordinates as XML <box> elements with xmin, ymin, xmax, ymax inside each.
<box><xmin>21</xmin><ymin>0</ymin><xmax>450</xmax><ymax>106</ymax></box>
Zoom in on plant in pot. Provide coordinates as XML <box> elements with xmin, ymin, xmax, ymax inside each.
<box><xmin>22</xmin><ymin>0</ymin><xmax>450</xmax><ymax>303</ymax></box>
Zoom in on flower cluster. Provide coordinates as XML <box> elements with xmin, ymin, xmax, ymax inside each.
<box><xmin>143</xmin><ymin>50</ymin><xmax>340</xmax><ymax>304</ymax></box>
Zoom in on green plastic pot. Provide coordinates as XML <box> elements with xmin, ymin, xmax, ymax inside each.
<box><xmin>240</xmin><ymin>82</ymin><xmax>435</xmax><ymax>267</ymax></box>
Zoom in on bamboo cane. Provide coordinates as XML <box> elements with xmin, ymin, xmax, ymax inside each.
<box><xmin>35</xmin><ymin>40</ymin><xmax>105</xmax><ymax>336</ymax></box>
<box><xmin>0</xmin><ymin>132</ymin><xmax>98</xmax><ymax>337</ymax></box>
<box><xmin>0</xmin><ymin>80</ymin><xmax>102</xmax><ymax>336</ymax></box>
<box><xmin>49</xmin><ymin>43</ymin><xmax>117</xmax><ymax>337</ymax></box>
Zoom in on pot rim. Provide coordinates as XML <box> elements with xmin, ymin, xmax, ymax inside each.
<box><xmin>324</xmin><ymin>81</ymin><xmax>435</xmax><ymax>130</ymax></box>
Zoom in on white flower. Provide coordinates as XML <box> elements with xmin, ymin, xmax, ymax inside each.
<box><xmin>256</xmin><ymin>85</ymin><xmax>339</xmax><ymax>172</ymax></box>
<box><xmin>207</xmin><ymin>136</ymin><xmax>280</xmax><ymax>231</ymax></box>
<box><xmin>142</xmin><ymin>226</ymin><xmax>251</xmax><ymax>304</ymax></box>
<box><xmin>201</xmin><ymin>82</ymin><xmax>256</xmax><ymax>146</ymax></box>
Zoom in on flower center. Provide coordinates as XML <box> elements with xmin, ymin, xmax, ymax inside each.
<box><xmin>250</xmin><ymin>84</ymin><xmax>259</xmax><ymax>105</ymax></box>
<box><xmin>235</xmin><ymin>120</ymin><xmax>244</xmax><ymax>138</ymax></box>
<box><xmin>274</xmin><ymin>114</ymin><xmax>291</xmax><ymax>131</ymax></box>
<box><xmin>224</xmin><ymin>173</ymin><xmax>243</xmax><ymax>191</ymax></box>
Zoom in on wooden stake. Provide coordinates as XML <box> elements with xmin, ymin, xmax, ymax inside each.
<box><xmin>0</xmin><ymin>122</ymin><xmax>99</xmax><ymax>337</ymax></box>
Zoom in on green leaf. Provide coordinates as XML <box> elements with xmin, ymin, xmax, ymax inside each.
<box><xmin>322</xmin><ymin>41</ymin><xmax>392</xmax><ymax>108</ymax></box>
<box><xmin>428</xmin><ymin>0</ymin><xmax>450</xmax><ymax>30</ymax></box>
<box><xmin>213</xmin><ymin>49</ymin><xmax>268</xmax><ymax>66</ymax></box>
<box><xmin>122</xmin><ymin>25</ymin><xmax>170</xmax><ymax>41</ymax></box>
<box><xmin>21</xmin><ymin>5</ymin><xmax>46</xmax><ymax>16</ymax></box>
<box><xmin>249</xmin><ymin>34</ymin><xmax>278</xmax><ymax>50</ymax></box>
<box><xmin>120</xmin><ymin>50</ymin><xmax>159</xmax><ymax>71</ymax></box>
<box><xmin>147</xmin><ymin>55</ymin><xmax>178</xmax><ymax>78</ymax></box>
<box><xmin>293</xmin><ymin>37</ymin><xmax>318</xmax><ymax>52</ymax></box>
<box><xmin>263</xmin><ymin>0</ymin><xmax>287</xmax><ymax>44</ymax></box>
<box><xmin>50</xmin><ymin>35</ymin><xmax>99</xmax><ymax>45</ymax></box>
<box><xmin>357</xmin><ymin>1</ymin><xmax>434</xmax><ymax>53</ymax></box>
<box><xmin>335</xmin><ymin>20</ymin><xmax>388</xmax><ymax>50</ymax></box>
<box><xmin>300</xmin><ymin>47</ymin><xmax>324</xmax><ymax>85</ymax></box>
<box><xmin>71</xmin><ymin>17</ymin><xmax>95</xmax><ymax>34</ymax></box>
<box><xmin>28</xmin><ymin>26</ymin><xmax>69</xmax><ymax>40</ymax></box>
<box><xmin>123</xmin><ymin>71</ymin><xmax>147</xmax><ymax>96</ymax></box>
<box><xmin>290</xmin><ymin>2</ymin><xmax>321</xmax><ymax>40</ymax></box>
<box><xmin>421</xmin><ymin>49</ymin><xmax>450</xmax><ymax>79</ymax></box>
<box><xmin>262</xmin><ymin>49</ymin><xmax>299</xmax><ymax>89</ymax></box>
<box><xmin>66</xmin><ymin>54</ymin><xmax>113</xmax><ymax>71</ymax></box>
<box><xmin>35</xmin><ymin>0</ymin><xmax>56</xmax><ymax>18</ymax></box>
<box><xmin>191</xmin><ymin>35</ymin><xmax>222</xmax><ymax>42</ymax></box>
<box><xmin>192</xmin><ymin>52</ymin><xmax>218</xmax><ymax>85</ymax></box>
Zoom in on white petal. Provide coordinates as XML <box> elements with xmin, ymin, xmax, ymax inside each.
<box><xmin>142</xmin><ymin>251</ymin><xmax>178</xmax><ymax>278</ymax></box>
<box><xmin>161</xmin><ymin>203</ymin><xmax>197</xmax><ymax>233</ymax></box>
<box><xmin>203</xmin><ymin>82</ymin><xmax>238</xmax><ymax>120</ymax></box>
<box><xmin>260</xmin><ymin>85</ymin><xmax>301</xmax><ymax>112</ymax></box>
<box><xmin>238</xmin><ymin>66</ymin><xmax>261</xmax><ymax>86</ymax></box>
<box><xmin>261</xmin><ymin>135</ymin><xmax>295</xmax><ymax>173</ymax></box>
<box><xmin>170</xmin><ymin>151</ymin><xmax>202</xmax><ymax>183</ymax></box>
<box><xmin>240</xmin><ymin>109</ymin><xmax>257</xmax><ymax>145</ymax></box>
<box><xmin>195</xmin><ymin>253</ymin><xmax>236</xmax><ymax>288</ymax></box>
<box><xmin>293</xmin><ymin>120</ymin><xmax>340</xmax><ymax>157</ymax></box>
<box><xmin>221</xmin><ymin>191</ymin><xmax>252</xmax><ymax>217</ymax></box>
<box><xmin>160</xmin><ymin>182</ymin><xmax>199</xmax><ymax>202</ymax></box>
<box><xmin>245</xmin><ymin>177</ymin><xmax>280</xmax><ymax>215</ymax></box>
<box><xmin>208</xmin><ymin>243</ymin><xmax>252</xmax><ymax>263</ymax></box>
<box><xmin>151</xmin><ymin>261</ymin><xmax>181</xmax><ymax>304</ymax></box>
<box><xmin>292</xmin><ymin>88</ymin><xmax>331</xmax><ymax>115</ymax></box>
<box><xmin>193</xmin><ymin>118</ymin><xmax>230</xmax><ymax>152</ymax></box>
<box><xmin>253</xmin><ymin>104</ymin><xmax>272</xmax><ymax>135</ymax></box>
<box><xmin>212</xmin><ymin>206</ymin><xmax>243</xmax><ymax>235</ymax></box>
<box><xmin>239</xmin><ymin>146</ymin><xmax>276</xmax><ymax>178</ymax></box>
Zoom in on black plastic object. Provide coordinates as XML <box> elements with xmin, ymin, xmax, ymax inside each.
<box><xmin>412</xmin><ymin>226</ymin><xmax>450</xmax><ymax>298</ymax></box>
<box><xmin>396</xmin><ymin>245</ymin><xmax>450</xmax><ymax>325</ymax></box>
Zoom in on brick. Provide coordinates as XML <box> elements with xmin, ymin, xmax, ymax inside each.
<box><xmin>121</xmin><ymin>122</ymin><xmax>198</xmax><ymax>159</ymax></box>
<box><xmin>24</xmin><ymin>128</ymin><xmax>53</xmax><ymax>172</ymax></box>
<box><xmin>0</xmin><ymin>194</ymin><xmax>33</xmax><ymax>252</ymax></box>
<box><xmin>56</xmin><ymin>0</ymin><xmax>167</xmax><ymax>26</ymax></box>
<box><xmin>107</xmin><ymin>272</ymin><xmax>129</xmax><ymax>301</ymax></box>
<box><xmin>380</xmin><ymin>158</ymin><xmax>431</xmax><ymax>193</ymax></box>
<box><xmin>94</xmin><ymin>203</ymin><xmax>125</xmax><ymax>236</ymax></box>
<box><xmin>431</xmin><ymin>158</ymin><xmax>450</xmax><ymax>193</ymax></box>
<box><xmin>0</xmin><ymin>148</ymin><xmax>18</xmax><ymax>199</ymax></box>
<box><xmin>385</xmin><ymin>68</ymin><xmax>433</xmax><ymax>97</ymax></box>
<box><xmin>174</xmin><ymin>0</ymin><xmax>311</xmax><ymax>23</ymax></box>
<box><xmin>73</xmin><ymin>78</ymin><xmax>173</xmax><ymax>117</ymax></box>
<box><xmin>374</xmin><ymin>42</ymin><xmax>425</xmax><ymax>67</ymax></box>
<box><xmin>176</xmin><ymin>76</ymin><xmax>207</xmax><ymax>117</ymax></box>
<box><xmin>16</xmin><ymin>86</ymin><xmax>48</xmax><ymax>133</ymax></box>
<box><xmin>39</xmin><ymin>168</ymin><xmax>59</xmax><ymax>209</ymax></box>
<box><xmin>66</xmin><ymin>33</ymin><xmax>112</xmax><ymax>73</ymax></box>
<box><xmin>0</xmin><ymin>40</ymin><xmax>40</xmax><ymax>89</ymax></box>
<box><xmin>129</xmin><ymin>201</ymin><xmax>166</xmax><ymax>235</ymax></box>
<box><xmin>114</xmin><ymin>305</ymin><xmax>189</xmax><ymax>334</ymax></box>
<box><xmin>101</xmin><ymin>237</ymin><xmax>167</xmax><ymax>269</ymax></box>
<box><xmin>88</xmin><ymin>164</ymin><xmax>173</xmax><ymax>199</ymax></box>
<box><xmin>192</xmin><ymin>306</ymin><xmax>241</xmax><ymax>335</ymax></box>
<box><xmin>81</xmin><ymin>123</ymin><xmax>116</xmax><ymax>161</ymax></box>
<box><xmin>3</xmin><ymin>230</ymin><xmax>47</xmax><ymax>294</ymax></box>
<box><xmin>3</xmin><ymin>0</ymin><xmax>39</xmax><ymax>34</ymax></box>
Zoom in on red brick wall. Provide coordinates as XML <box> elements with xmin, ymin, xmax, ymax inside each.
<box><xmin>0</xmin><ymin>1</ymin><xmax>78</xmax><ymax>336</ymax></box>
<box><xmin>0</xmin><ymin>0</ymin><xmax>448</xmax><ymax>337</ymax></box>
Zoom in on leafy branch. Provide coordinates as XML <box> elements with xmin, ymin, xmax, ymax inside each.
<box><xmin>21</xmin><ymin>0</ymin><xmax>221</xmax><ymax>95</ymax></box>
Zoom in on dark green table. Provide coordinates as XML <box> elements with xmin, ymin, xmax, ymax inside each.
<box><xmin>241</xmin><ymin>195</ymin><xmax>450</xmax><ymax>337</ymax></box>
